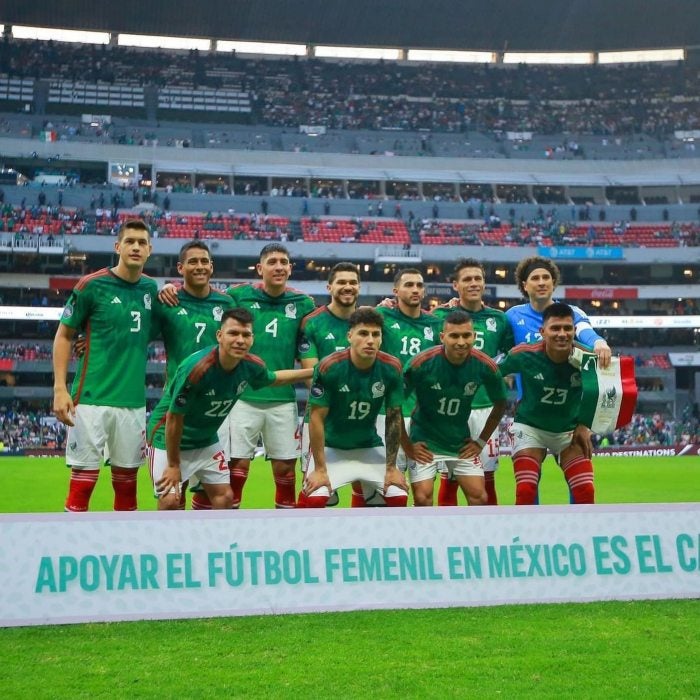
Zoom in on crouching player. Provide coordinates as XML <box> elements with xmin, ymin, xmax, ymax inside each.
<box><xmin>403</xmin><ymin>311</ymin><xmax>507</xmax><ymax>506</ymax></box>
<box><xmin>299</xmin><ymin>307</ymin><xmax>408</xmax><ymax>508</ymax></box>
<box><xmin>498</xmin><ymin>303</ymin><xmax>596</xmax><ymax>505</ymax></box>
<box><xmin>147</xmin><ymin>308</ymin><xmax>312</xmax><ymax>510</ymax></box>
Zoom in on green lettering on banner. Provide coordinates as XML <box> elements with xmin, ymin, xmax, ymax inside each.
<box><xmin>166</xmin><ymin>553</ymin><xmax>184</xmax><ymax>589</ymax></box>
<box><xmin>487</xmin><ymin>546</ymin><xmax>510</xmax><ymax>578</ymax></box>
<box><xmin>676</xmin><ymin>533</ymin><xmax>699</xmax><ymax>572</ymax></box>
<box><xmin>118</xmin><ymin>554</ymin><xmax>139</xmax><ymax>590</ymax></box>
<box><xmin>382</xmin><ymin>548</ymin><xmax>399</xmax><ymax>581</ymax></box>
<box><xmin>446</xmin><ymin>546</ymin><xmax>483</xmax><ymax>580</ymax></box>
<box><xmin>358</xmin><ymin>548</ymin><xmax>381</xmax><ymax>581</ymax></box>
<box><xmin>635</xmin><ymin>535</ymin><xmax>673</xmax><ymax>574</ymax></box>
<box><xmin>35</xmin><ymin>557</ymin><xmax>57</xmax><ymax>593</ymax></box>
<box><xmin>341</xmin><ymin>549</ymin><xmax>358</xmax><ymax>582</ymax></box>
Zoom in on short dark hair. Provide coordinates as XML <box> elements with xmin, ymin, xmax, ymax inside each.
<box><xmin>393</xmin><ymin>267</ymin><xmax>423</xmax><ymax>286</ymax></box>
<box><xmin>221</xmin><ymin>307</ymin><xmax>254</xmax><ymax>327</ymax></box>
<box><xmin>178</xmin><ymin>240</ymin><xmax>211</xmax><ymax>263</ymax></box>
<box><xmin>117</xmin><ymin>219</ymin><xmax>150</xmax><ymax>241</ymax></box>
<box><xmin>259</xmin><ymin>242</ymin><xmax>290</xmax><ymax>261</ymax></box>
<box><xmin>451</xmin><ymin>258</ymin><xmax>485</xmax><ymax>282</ymax></box>
<box><xmin>328</xmin><ymin>262</ymin><xmax>360</xmax><ymax>284</ymax></box>
<box><xmin>514</xmin><ymin>256</ymin><xmax>560</xmax><ymax>296</ymax></box>
<box><xmin>349</xmin><ymin>306</ymin><xmax>384</xmax><ymax>329</ymax></box>
<box><xmin>443</xmin><ymin>310</ymin><xmax>473</xmax><ymax>327</ymax></box>
<box><xmin>542</xmin><ymin>302</ymin><xmax>574</xmax><ymax>324</ymax></box>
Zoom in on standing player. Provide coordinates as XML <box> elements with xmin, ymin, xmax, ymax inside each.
<box><xmin>375</xmin><ymin>269</ymin><xmax>443</xmax><ymax>464</ymax></box>
<box><xmin>432</xmin><ymin>259</ymin><xmax>514</xmax><ymax>505</ymax></box>
<box><xmin>53</xmin><ymin>219</ymin><xmax>156</xmax><ymax>511</ymax></box>
<box><xmin>403</xmin><ymin>311</ymin><xmax>508</xmax><ymax>506</ymax></box>
<box><xmin>507</xmin><ymin>256</ymin><xmax>611</xmax><ymax>367</ymax></box>
<box><xmin>147</xmin><ymin>309</ymin><xmax>312</xmax><ymax>510</ymax></box>
<box><xmin>299</xmin><ymin>308</ymin><xmax>407</xmax><ymax>507</ymax></box>
<box><xmin>498</xmin><ymin>303</ymin><xmax>596</xmax><ymax>505</ymax></box>
<box><xmin>224</xmin><ymin>243</ymin><xmax>315</xmax><ymax>508</ymax></box>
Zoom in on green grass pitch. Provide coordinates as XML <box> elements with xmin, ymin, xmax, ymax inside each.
<box><xmin>1</xmin><ymin>455</ymin><xmax>698</xmax><ymax>698</ymax></box>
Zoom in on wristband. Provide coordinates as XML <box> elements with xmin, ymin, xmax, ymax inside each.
<box><xmin>473</xmin><ymin>437</ymin><xmax>487</xmax><ymax>449</ymax></box>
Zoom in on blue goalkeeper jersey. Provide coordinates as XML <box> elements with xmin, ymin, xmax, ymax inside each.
<box><xmin>506</xmin><ymin>302</ymin><xmax>604</xmax><ymax>347</ymax></box>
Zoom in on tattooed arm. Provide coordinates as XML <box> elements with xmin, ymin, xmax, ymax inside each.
<box><xmin>384</xmin><ymin>406</ymin><xmax>407</xmax><ymax>492</ymax></box>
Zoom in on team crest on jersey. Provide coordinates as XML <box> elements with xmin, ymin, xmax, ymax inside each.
<box><xmin>310</xmin><ymin>383</ymin><xmax>324</xmax><ymax>398</ymax></box>
<box><xmin>62</xmin><ymin>304</ymin><xmax>73</xmax><ymax>319</ymax></box>
<box><xmin>463</xmin><ymin>382</ymin><xmax>478</xmax><ymax>396</ymax></box>
<box><xmin>285</xmin><ymin>303</ymin><xmax>297</xmax><ymax>319</ymax></box>
<box><xmin>486</xmin><ymin>318</ymin><xmax>497</xmax><ymax>332</ymax></box>
<box><xmin>424</xmin><ymin>327</ymin><xmax>434</xmax><ymax>341</ymax></box>
<box><xmin>236</xmin><ymin>381</ymin><xmax>248</xmax><ymax>395</ymax></box>
<box><xmin>371</xmin><ymin>382</ymin><xmax>385</xmax><ymax>399</ymax></box>
<box><xmin>298</xmin><ymin>339</ymin><xmax>310</xmax><ymax>353</ymax></box>
<box><xmin>570</xmin><ymin>373</ymin><xmax>582</xmax><ymax>387</ymax></box>
<box><xmin>213</xmin><ymin>306</ymin><xmax>223</xmax><ymax>322</ymax></box>
<box><xmin>143</xmin><ymin>293</ymin><xmax>152</xmax><ymax>310</ymax></box>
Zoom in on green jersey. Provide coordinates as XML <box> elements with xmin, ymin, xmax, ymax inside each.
<box><xmin>60</xmin><ymin>268</ymin><xmax>157</xmax><ymax>408</ymax></box>
<box><xmin>298</xmin><ymin>305</ymin><xmax>351</xmax><ymax>361</ymax></box>
<box><xmin>147</xmin><ymin>346</ymin><xmax>276</xmax><ymax>451</ymax></box>
<box><xmin>226</xmin><ymin>283</ymin><xmax>315</xmax><ymax>403</ymax></box>
<box><xmin>375</xmin><ymin>306</ymin><xmax>442</xmax><ymax>416</ymax></box>
<box><xmin>431</xmin><ymin>304</ymin><xmax>513</xmax><ymax>409</ymax></box>
<box><xmin>404</xmin><ymin>346</ymin><xmax>507</xmax><ymax>456</ymax></box>
<box><xmin>308</xmin><ymin>350</ymin><xmax>403</xmax><ymax>450</ymax></box>
<box><xmin>498</xmin><ymin>341</ymin><xmax>589</xmax><ymax>433</ymax></box>
<box><xmin>152</xmin><ymin>287</ymin><xmax>235</xmax><ymax>385</ymax></box>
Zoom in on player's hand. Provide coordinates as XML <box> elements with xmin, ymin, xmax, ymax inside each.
<box><xmin>53</xmin><ymin>387</ymin><xmax>75</xmax><ymax>426</ymax></box>
<box><xmin>156</xmin><ymin>466</ymin><xmax>182</xmax><ymax>497</ymax></box>
<box><xmin>303</xmin><ymin>469</ymin><xmax>331</xmax><ymax>496</ymax></box>
<box><xmin>593</xmin><ymin>340</ymin><xmax>612</xmax><ymax>370</ymax></box>
<box><xmin>376</xmin><ymin>297</ymin><xmax>396</xmax><ymax>309</ymax></box>
<box><xmin>158</xmin><ymin>283</ymin><xmax>180</xmax><ymax>307</ymax></box>
<box><xmin>384</xmin><ymin>465</ymin><xmax>408</xmax><ymax>493</ymax></box>
<box><xmin>445</xmin><ymin>297</ymin><xmax>460</xmax><ymax>308</ymax></box>
<box><xmin>73</xmin><ymin>335</ymin><xmax>86</xmax><ymax>359</ymax></box>
<box><xmin>571</xmin><ymin>425</ymin><xmax>593</xmax><ymax>460</ymax></box>
<box><xmin>458</xmin><ymin>440</ymin><xmax>483</xmax><ymax>460</ymax></box>
<box><xmin>407</xmin><ymin>441</ymin><xmax>433</xmax><ymax>464</ymax></box>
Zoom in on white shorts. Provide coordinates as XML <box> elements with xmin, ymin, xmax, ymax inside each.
<box><xmin>376</xmin><ymin>414</ymin><xmax>412</xmax><ymax>472</ymax></box>
<box><xmin>66</xmin><ymin>405</ymin><xmax>146</xmax><ymax>469</ymax></box>
<box><xmin>305</xmin><ymin>446</ymin><xmax>406</xmax><ymax>499</ymax></box>
<box><xmin>219</xmin><ymin>400</ymin><xmax>300</xmax><ymax>461</ymax></box>
<box><xmin>148</xmin><ymin>444</ymin><xmax>230</xmax><ymax>497</ymax></box>
<box><xmin>510</xmin><ymin>421</ymin><xmax>574</xmax><ymax>457</ymax></box>
<box><xmin>468</xmin><ymin>407</ymin><xmax>500</xmax><ymax>473</ymax></box>
<box><xmin>410</xmin><ymin>453</ymin><xmax>483</xmax><ymax>483</ymax></box>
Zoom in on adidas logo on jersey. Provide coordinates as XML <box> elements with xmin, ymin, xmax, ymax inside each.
<box><xmin>206</xmin><ymin>389</ymin><xmax>216</xmax><ymax>396</ymax></box>
<box><xmin>339</xmin><ymin>385</ymin><xmax>350</xmax><ymax>392</ymax></box>
<box><xmin>250</xmin><ymin>302</ymin><xmax>261</xmax><ymax>309</ymax></box>
<box><xmin>391</xmin><ymin>323</ymin><xmax>401</xmax><ymax>329</ymax></box>
<box><xmin>325</xmin><ymin>332</ymin><xmax>336</xmax><ymax>340</ymax></box>
<box><xmin>430</xmin><ymin>382</ymin><xmax>442</xmax><ymax>390</ymax></box>
<box><xmin>177</xmin><ymin>308</ymin><xmax>188</xmax><ymax>315</ymax></box>
<box><xmin>534</xmin><ymin>373</ymin><xmax>545</xmax><ymax>380</ymax></box>
<box><xmin>517</xmin><ymin>319</ymin><xmax>525</xmax><ymax>326</ymax></box>
<box><xmin>111</xmin><ymin>296</ymin><xmax>122</xmax><ymax>304</ymax></box>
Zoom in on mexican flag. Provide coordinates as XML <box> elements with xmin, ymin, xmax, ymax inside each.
<box><xmin>576</xmin><ymin>352</ymin><xmax>638</xmax><ymax>435</ymax></box>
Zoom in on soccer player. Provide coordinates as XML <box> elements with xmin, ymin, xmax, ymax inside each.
<box><xmin>403</xmin><ymin>311</ymin><xmax>508</xmax><ymax>506</ymax></box>
<box><xmin>375</xmin><ymin>269</ymin><xmax>443</xmax><ymax>458</ymax></box>
<box><xmin>506</xmin><ymin>256</ymin><xmax>611</xmax><ymax>368</ymax></box>
<box><xmin>224</xmin><ymin>243</ymin><xmax>315</xmax><ymax>508</ymax></box>
<box><xmin>53</xmin><ymin>219</ymin><xmax>157</xmax><ymax>512</ymax></box>
<box><xmin>431</xmin><ymin>258</ymin><xmax>514</xmax><ymax>505</ymax></box>
<box><xmin>299</xmin><ymin>307</ymin><xmax>407</xmax><ymax>508</ymax></box>
<box><xmin>147</xmin><ymin>308</ymin><xmax>313</xmax><ymax>510</ymax></box>
<box><xmin>498</xmin><ymin>303</ymin><xmax>596</xmax><ymax>505</ymax></box>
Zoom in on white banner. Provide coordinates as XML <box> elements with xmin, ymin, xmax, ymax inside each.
<box><xmin>1</xmin><ymin>505</ymin><xmax>699</xmax><ymax>627</ymax></box>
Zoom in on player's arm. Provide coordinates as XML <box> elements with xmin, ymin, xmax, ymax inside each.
<box><xmin>570</xmin><ymin>423</ymin><xmax>593</xmax><ymax>459</ymax></box>
<box><xmin>304</xmin><ymin>405</ymin><xmax>331</xmax><ymax>494</ymax></box>
<box><xmin>271</xmin><ymin>366</ymin><xmax>314</xmax><ymax>386</ymax></box>
<box><xmin>573</xmin><ymin>310</ymin><xmax>611</xmax><ymax>369</ymax></box>
<box><xmin>460</xmin><ymin>399</ymin><xmax>507</xmax><ymax>460</ymax></box>
<box><xmin>300</xmin><ymin>358</ymin><xmax>318</xmax><ymax>388</ymax></box>
<box><xmin>384</xmin><ymin>405</ymin><xmax>408</xmax><ymax>492</ymax></box>
<box><xmin>158</xmin><ymin>283</ymin><xmax>180</xmax><ymax>307</ymax></box>
<box><xmin>159</xmin><ymin>412</ymin><xmax>185</xmax><ymax>497</ymax></box>
<box><xmin>52</xmin><ymin>324</ymin><xmax>77</xmax><ymax>426</ymax></box>
<box><xmin>401</xmin><ymin>371</ymin><xmax>433</xmax><ymax>463</ymax></box>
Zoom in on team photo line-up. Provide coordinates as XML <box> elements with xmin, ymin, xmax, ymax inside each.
<box><xmin>52</xmin><ymin>217</ymin><xmax>630</xmax><ymax>512</ymax></box>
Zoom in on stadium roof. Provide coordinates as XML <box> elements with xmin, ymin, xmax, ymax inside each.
<box><xmin>2</xmin><ymin>0</ymin><xmax>700</xmax><ymax>53</ymax></box>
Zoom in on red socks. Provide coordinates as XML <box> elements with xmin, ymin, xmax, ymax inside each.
<box><xmin>65</xmin><ymin>468</ymin><xmax>99</xmax><ymax>512</ymax></box>
<box><xmin>191</xmin><ymin>492</ymin><xmax>213</xmax><ymax>510</ymax></box>
<box><xmin>513</xmin><ymin>455</ymin><xmax>541</xmax><ymax>505</ymax></box>
<box><xmin>562</xmin><ymin>455</ymin><xmax>595</xmax><ymax>504</ymax></box>
<box><xmin>274</xmin><ymin>473</ymin><xmax>297</xmax><ymax>509</ymax></box>
<box><xmin>437</xmin><ymin>473</ymin><xmax>459</xmax><ymax>506</ymax></box>
<box><xmin>484</xmin><ymin>471</ymin><xmax>498</xmax><ymax>506</ymax></box>
<box><xmin>296</xmin><ymin>492</ymin><xmax>328</xmax><ymax>508</ymax></box>
<box><xmin>111</xmin><ymin>467</ymin><xmax>138</xmax><ymax>511</ymax></box>
<box><xmin>229</xmin><ymin>465</ymin><xmax>249</xmax><ymax>509</ymax></box>
<box><xmin>350</xmin><ymin>483</ymin><xmax>366</xmax><ymax>508</ymax></box>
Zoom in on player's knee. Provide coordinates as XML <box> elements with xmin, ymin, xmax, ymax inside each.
<box><xmin>515</xmin><ymin>482</ymin><xmax>538</xmax><ymax>505</ymax></box>
<box><xmin>210</xmin><ymin>490</ymin><xmax>234</xmax><ymax>510</ymax></box>
<box><xmin>157</xmin><ymin>494</ymin><xmax>181</xmax><ymax>511</ymax></box>
<box><xmin>411</xmin><ymin>484</ymin><xmax>433</xmax><ymax>507</ymax></box>
<box><xmin>466</xmin><ymin>489</ymin><xmax>488</xmax><ymax>506</ymax></box>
